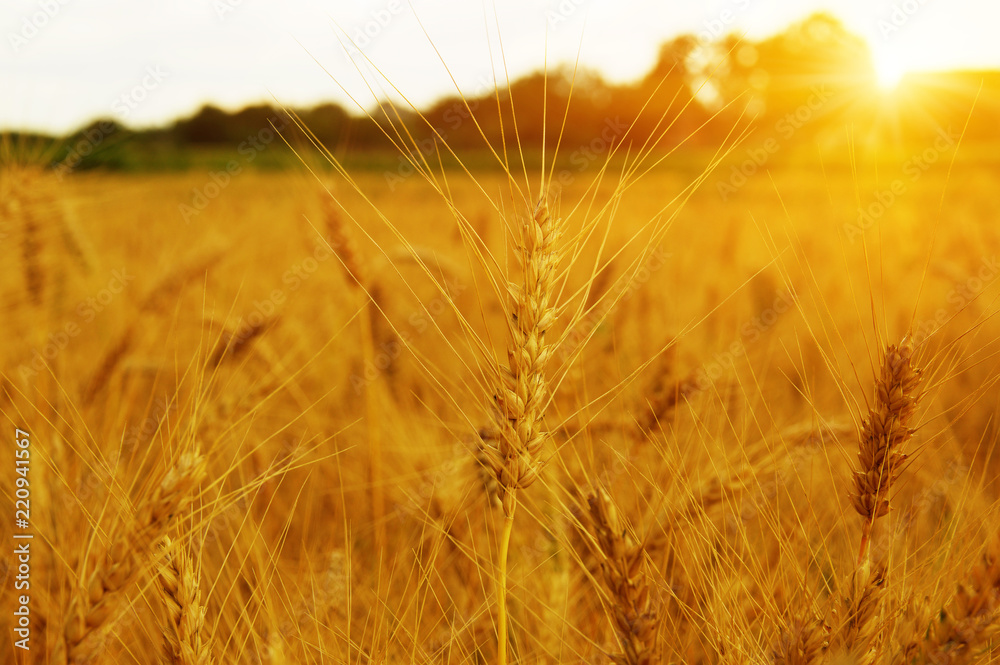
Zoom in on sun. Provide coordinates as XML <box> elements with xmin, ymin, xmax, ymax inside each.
<box><xmin>871</xmin><ymin>48</ymin><xmax>910</xmax><ymax>91</ymax></box>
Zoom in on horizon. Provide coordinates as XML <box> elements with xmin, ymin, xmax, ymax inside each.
<box><xmin>1</xmin><ymin>0</ymin><xmax>994</xmax><ymax>135</ymax></box>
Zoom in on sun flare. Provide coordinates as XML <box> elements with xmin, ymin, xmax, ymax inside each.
<box><xmin>872</xmin><ymin>47</ymin><xmax>911</xmax><ymax>91</ymax></box>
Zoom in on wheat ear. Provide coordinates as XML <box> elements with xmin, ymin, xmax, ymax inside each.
<box><xmin>158</xmin><ymin>537</ymin><xmax>212</xmax><ymax>665</ymax></box>
<box><xmin>62</xmin><ymin>452</ymin><xmax>206</xmax><ymax>664</ymax></box>
<box><xmin>322</xmin><ymin>195</ymin><xmax>385</xmax><ymax>549</ymax></box>
<box><xmin>322</xmin><ymin>195</ymin><xmax>366</xmax><ymax>289</ymax></box>
<box><xmin>771</xmin><ymin>617</ymin><xmax>829</xmax><ymax>665</ymax></box>
<box><xmin>852</xmin><ymin>341</ymin><xmax>922</xmax><ymax>563</ymax></box>
<box><xmin>209</xmin><ymin>317</ymin><xmax>272</xmax><ymax>367</ymax></box>
<box><xmin>586</xmin><ymin>487</ymin><xmax>661</xmax><ymax>665</ymax></box>
<box><xmin>825</xmin><ymin>341</ymin><xmax>921</xmax><ymax>665</ymax></box>
<box><xmin>81</xmin><ymin>325</ymin><xmax>135</xmax><ymax>405</ymax></box>
<box><xmin>20</xmin><ymin>192</ymin><xmax>44</xmax><ymax>306</ymax></box>
<box><xmin>477</xmin><ymin>197</ymin><xmax>562</xmax><ymax>665</ymax></box>
<box><xmin>899</xmin><ymin>534</ymin><xmax>1000</xmax><ymax>664</ymax></box>
<box><xmin>829</xmin><ymin>560</ymin><xmax>887</xmax><ymax>665</ymax></box>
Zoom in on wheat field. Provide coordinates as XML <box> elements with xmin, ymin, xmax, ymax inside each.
<box><xmin>3</xmin><ymin>13</ymin><xmax>1000</xmax><ymax>665</ymax></box>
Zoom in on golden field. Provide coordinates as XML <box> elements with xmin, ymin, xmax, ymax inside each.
<box><xmin>2</xmin><ymin>149</ymin><xmax>1000</xmax><ymax>665</ymax></box>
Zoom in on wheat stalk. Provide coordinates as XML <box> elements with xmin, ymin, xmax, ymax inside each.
<box><xmin>61</xmin><ymin>452</ymin><xmax>207</xmax><ymax>664</ymax></box>
<box><xmin>322</xmin><ymin>194</ymin><xmax>385</xmax><ymax>550</ymax></box>
<box><xmin>585</xmin><ymin>487</ymin><xmax>660</xmax><ymax>665</ymax></box>
<box><xmin>852</xmin><ymin>341</ymin><xmax>922</xmax><ymax>563</ymax></box>
<box><xmin>476</xmin><ymin>196</ymin><xmax>562</xmax><ymax>665</ymax></box>
<box><xmin>819</xmin><ymin>341</ymin><xmax>921</xmax><ymax>665</ymax></box>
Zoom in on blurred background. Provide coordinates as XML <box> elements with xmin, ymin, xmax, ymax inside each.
<box><xmin>3</xmin><ymin>1</ymin><xmax>997</xmax><ymax>173</ymax></box>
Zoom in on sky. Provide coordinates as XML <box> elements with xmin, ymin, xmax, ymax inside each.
<box><xmin>0</xmin><ymin>0</ymin><xmax>993</xmax><ymax>134</ymax></box>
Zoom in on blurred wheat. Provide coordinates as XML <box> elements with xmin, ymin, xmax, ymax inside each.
<box><xmin>1</xmin><ymin>26</ymin><xmax>999</xmax><ymax>665</ymax></box>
